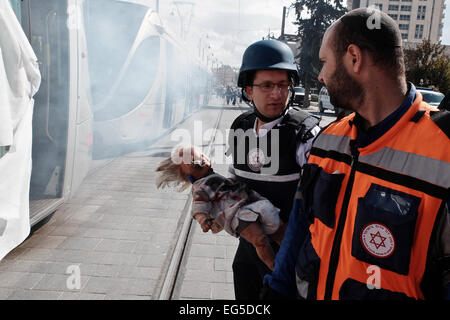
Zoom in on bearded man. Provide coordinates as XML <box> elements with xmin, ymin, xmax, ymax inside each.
<box><xmin>262</xmin><ymin>8</ymin><xmax>450</xmax><ymax>300</ymax></box>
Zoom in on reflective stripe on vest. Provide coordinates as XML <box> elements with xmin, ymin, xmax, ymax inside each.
<box><xmin>311</xmin><ymin>137</ymin><xmax>450</xmax><ymax>200</ymax></box>
<box><xmin>312</xmin><ymin>132</ymin><xmax>450</xmax><ymax>189</ymax></box>
<box><xmin>312</xmin><ymin>132</ymin><xmax>352</xmax><ymax>157</ymax></box>
<box><xmin>306</xmin><ymin>97</ymin><xmax>450</xmax><ymax>300</ymax></box>
<box><xmin>359</xmin><ymin>147</ymin><xmax>450</xmax><ymax>189</ymax></box>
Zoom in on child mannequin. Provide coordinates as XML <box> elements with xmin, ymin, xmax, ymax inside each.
<box><xmin>155</xmin><ymin>145</ymin><xmax>285</xmax><ymax>270</ymax></box>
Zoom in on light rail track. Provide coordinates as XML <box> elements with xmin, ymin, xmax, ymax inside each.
<box><xmin>157</xmin><ymin>102</ymin><xmax>249</xmax><ymax>300</ymax></box>
<box><xmin>157</xmin><ymin>105</ymin><xmax>225</xmax><ymax>300</ymax></box>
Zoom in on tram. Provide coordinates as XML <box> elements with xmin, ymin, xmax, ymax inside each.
<box><xmin>1</xmin><ymin>0</ymin><xmax>211</xmax><ymax>259</ymax></box>
<box><xmin>1</xmin><ymin>0</ymin><xmax>93</xmax><ymax>227</ymax></box>
<box><xmin>84</xmin><ymin>0</ymin><xmax>212</xmax><ymax>158</ymax></box>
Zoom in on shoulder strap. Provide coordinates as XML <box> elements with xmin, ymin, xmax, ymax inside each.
<box><xmin>281</xmin><ymin>107</ymin><xmax>320</xmax><ymax>143</ymax></box>
<box><xmin>282</xmin><ymin>107</ymin><xmax>312</xmax><ymax>126</ymax></box>
<box><xmin>226</xmin><ymin>110</ymin><xmax>256</xmax><ymax>157</ymax></box>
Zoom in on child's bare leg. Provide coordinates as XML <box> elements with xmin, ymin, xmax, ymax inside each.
<box><xmin>270</xmin><ymin>221</ymin><xmax>286</xmax><ymax>246</ymax></box>
<box><xmin>239</xmin><ymin>222</ymin><xmax>275</xmax><ymax>271</ymax></box>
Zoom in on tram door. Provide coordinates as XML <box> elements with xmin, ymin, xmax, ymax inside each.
<box><xmin>15</xmin><ymin>0</ymin><xmax>92</xmax><ymax>225</ymax></box>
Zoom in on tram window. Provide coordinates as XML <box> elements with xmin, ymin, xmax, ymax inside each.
<box><xmin>94</xmin><ymin>36</ymin><xmax>160</xmax><ymax>120</ymax></box>
<box><xmin>83</xmin><ymin>0</ymin><xmax>148</xmax><ymax>106</ymax></box>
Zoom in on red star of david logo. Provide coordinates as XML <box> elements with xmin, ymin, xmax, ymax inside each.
<box><xmin>369</xmin><ymin>231</ymin><xmax>386</xmax><ymax>249</ymax></box>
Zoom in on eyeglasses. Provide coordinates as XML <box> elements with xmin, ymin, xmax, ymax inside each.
<box><xmin>251</xmin><ymin>81</ymin><xmax>291</xmax><ymax>93</ymax></box>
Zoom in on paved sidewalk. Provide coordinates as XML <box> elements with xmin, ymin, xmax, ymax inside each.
<box><xmin>0</xmin><ymin>152</ymin><xmax>189</xmax><ymax>300</ymax></box>
<box><xmin>0</xmin><ymin>101</ymin><xmax>245</xmax><ymax>300</ymax></box>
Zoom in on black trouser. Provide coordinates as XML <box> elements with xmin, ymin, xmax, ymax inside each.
<box><xmin>232</xmin><ymin>237</ymin><xmax>278</xmax><ymax>300</ymax></box>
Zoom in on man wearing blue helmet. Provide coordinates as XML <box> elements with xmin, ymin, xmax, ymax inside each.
<box><xmin>227</xmin><ymin>39</ymin><xmax>321</xmax><ymax>299</ymax></box>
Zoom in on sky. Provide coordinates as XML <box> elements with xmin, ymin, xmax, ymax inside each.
<box><xmin>158</xmin><ymin>0</ymin><xmax>299</xmax><ymax>67</ymax></box>
<box><xmin>156</xmin><ymin>0</ymin><xmax>450</xmax><ymax>68</ymax></box>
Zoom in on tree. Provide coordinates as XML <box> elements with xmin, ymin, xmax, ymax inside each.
<box><xmin>404</xmin><ymin>39</ymin><xmax>450</xmax><ymax>93</ymax></box>
<box><xmin>292</xmin><ymin>0</ymin><xmax>346</xmax><ymax>107</ymax></box>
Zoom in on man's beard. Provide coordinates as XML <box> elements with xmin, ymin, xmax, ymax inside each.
<box><xmin>327</xmin><ymin>60</ymin><xmax>364</xmax><ymax>111</ymax></box>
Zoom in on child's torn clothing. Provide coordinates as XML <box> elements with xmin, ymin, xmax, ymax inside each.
<box><xmin>191</xmin><ymin>173</ymin><xmax>280</xmax><ymax>238</ymax></box>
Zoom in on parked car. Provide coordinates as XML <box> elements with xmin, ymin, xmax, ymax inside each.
<box><xmin>318</xmin><ymin>86</ymin><xmax>339</xmax><ymax>114</ymax></box>
<box><xmin>293</xmin><ymin>87</ymin><xmax>305</xmax><ymax>107</ymax></box>
<box><xmin>417</xmin><ymin>88</ymin><xmax>445</xmax><ymax>107</ymax></box>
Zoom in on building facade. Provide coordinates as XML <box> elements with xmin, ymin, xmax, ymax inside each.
<box><xmin>347</xmin><ymin>0</ymin><xmax>445</xmax><ymax>43</ymax></box>
<box><xmin>213</xmin><ymin>65</ymin><xmax>239</xmax><ymax>88</ymax></box>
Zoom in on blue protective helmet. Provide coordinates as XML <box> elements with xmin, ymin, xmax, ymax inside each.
<box><xmin>237</xmin><ymin>39</ymin><xmax>300</xmax><ymax>87</ymax></box>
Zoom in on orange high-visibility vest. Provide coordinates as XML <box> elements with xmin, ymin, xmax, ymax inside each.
<box><xmin>306</xmin><ymin>93</ymin><xmax>450</xmax><ymax>299</ymax></box>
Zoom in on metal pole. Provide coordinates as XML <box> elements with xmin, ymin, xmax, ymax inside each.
<box><xmin>428</xmin><ymin>0</ymin><xmax>436</xmax><ymax>41</ymax></box>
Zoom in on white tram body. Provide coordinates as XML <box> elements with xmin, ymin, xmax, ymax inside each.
<box><xmin>0</xmin><ymin>0</ymin><xmax>211</xmax><ymax>259</ymax></box>
<box><xmin>85</xmin><ymin>0</ymin><xmax>211</xmax><ymax>157</ymax></box>
<box><xmin>0</xmin><ymin>0</ymin><xmax>93</xmax><ymax>259</ymax></box>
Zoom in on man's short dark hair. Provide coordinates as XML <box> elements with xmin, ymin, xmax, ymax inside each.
<box><xmin>238</xmin><ymin>70</ymin><xmax>256</xmax><ymax>102</ymax></box>
<box><xmin>332</xmin><ymin>8</ymin><xmax>405</xmax><ymax>76</ymax></box>
<box><xmin>239</xmin><ymin>70</ymin><xmax>257</xmax><ymax>88</ymax></box>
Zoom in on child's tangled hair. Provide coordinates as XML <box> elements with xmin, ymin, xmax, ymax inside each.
<box><xmin>155</xmin><ymin>145</ymin><xmax>204</xmax><ymax>192</ymax></box>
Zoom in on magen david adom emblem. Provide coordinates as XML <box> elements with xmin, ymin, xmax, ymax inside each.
<box><xmin>360</xmin><ymin>223</ymin><xmax>395</xmax><ymax>258</ymax></box>
<box><xmin>247</xmin><ymin>148</ymin><xmax>265</xmax><ymax>172</ymax></box>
